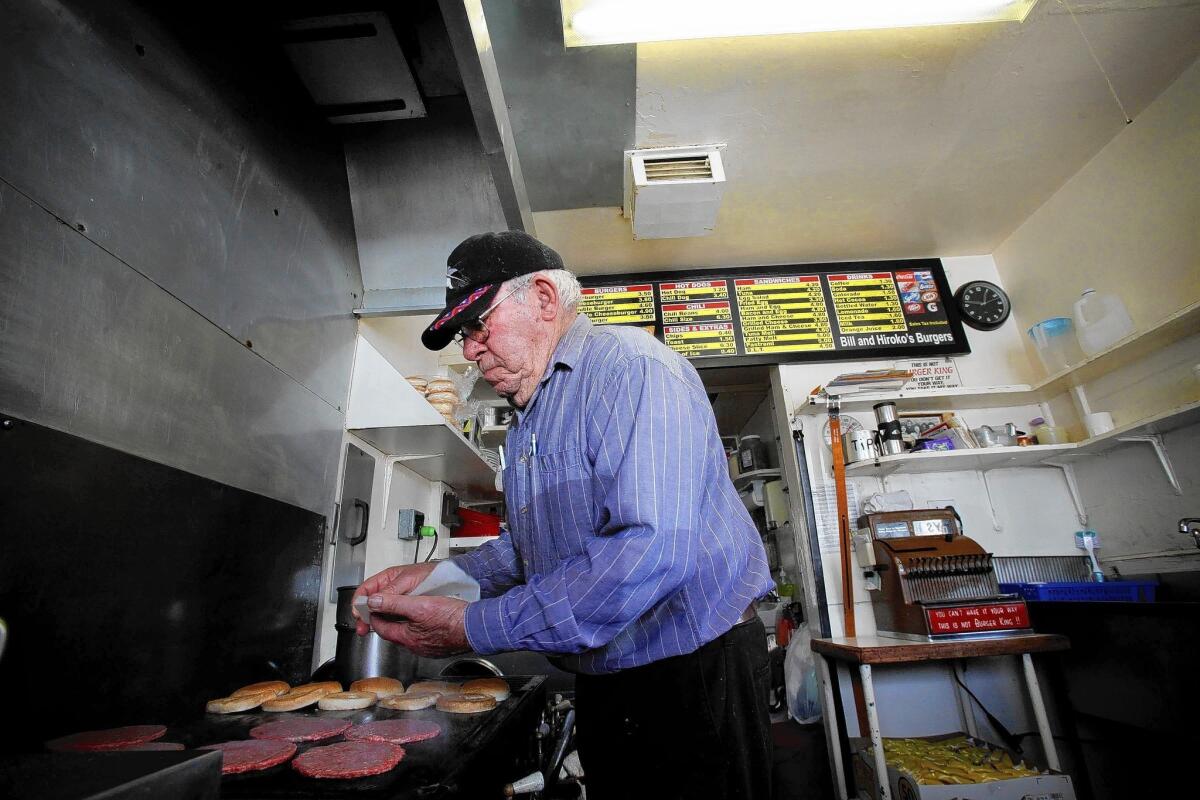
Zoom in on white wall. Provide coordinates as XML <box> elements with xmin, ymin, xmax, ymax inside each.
<box><xmin>773</xmin><ymin>255</ymin><xmax>1073</xmax><ymax>742</ymax></box>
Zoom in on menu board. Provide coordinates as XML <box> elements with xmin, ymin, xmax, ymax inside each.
<box><xmin>578</xmin><ymin>260</ymin><xmax>969</xmax><ymax>367</ymax></box>
<box><xmin>578</xmin><ymin>284</ymin><xmax>655</xmax><ymax>325</ymax></box>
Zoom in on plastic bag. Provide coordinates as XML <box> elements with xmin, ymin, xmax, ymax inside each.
<box><xmin>784</xmin><ymin>623</ymin><xmax>823</xmax><ymax>724</ymax></box>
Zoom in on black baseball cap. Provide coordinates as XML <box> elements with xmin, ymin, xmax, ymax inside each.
<box><xmin>421</xmin><ymin>230</ymin><xmax>565</xmax><ymax>350</ymax></box>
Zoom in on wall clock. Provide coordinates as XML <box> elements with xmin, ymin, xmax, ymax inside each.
<box><xmin>953</xmin><ymin>281</ymin><xmax>1011</xmax><ymax>331</ymax></box>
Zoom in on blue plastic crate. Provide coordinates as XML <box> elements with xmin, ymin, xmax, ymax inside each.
<box><xmin>1000</xmin><ymin>580</ymin><xmax>1157</xmax><ymax>602</ymax></box>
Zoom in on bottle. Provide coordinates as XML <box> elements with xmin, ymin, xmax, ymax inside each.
<box><xmin>1073</xmin><ymin>288</ymin><xmax>1134</xmax><ymax>356</ymax></box>
<box><xmin>1030</xmin><ymin>417</ymin><xmax>1069</xmax><ymax>445</ymax></box>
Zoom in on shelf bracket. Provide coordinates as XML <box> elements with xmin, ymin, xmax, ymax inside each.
<box><xmin>1117</xmin><ymin>434</ymin><xmax>1182</xmax><ymax>494</ymax></box>
<box><xmin>1043</xmin><ymin>461</ymin><xmax>1088</xmax><ymax>526</ymax></box>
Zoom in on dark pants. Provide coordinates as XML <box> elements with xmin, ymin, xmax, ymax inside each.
<box><xmin>575</xmin><ymin>618</ymin><xmax>773</xmax><ymax>800</ymax></box>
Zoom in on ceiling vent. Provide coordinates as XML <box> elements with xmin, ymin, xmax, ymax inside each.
<box><xmin>623</xmin><ymin>145</ymin><xmax>727</xmax><ymax>239</ymax></box>
<box><xmin>281</xmin><ymin>13</ymin><xmax>427</xmax><ymax>124</ymax></box>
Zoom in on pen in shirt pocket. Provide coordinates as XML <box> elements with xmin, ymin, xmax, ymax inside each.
<box><xmin>531</xmin><ymin>432</ymin><xmax>537</xmax><ymax>458</ymax></box>
<box><xmin>498</xmin><ymin>445</ymin><xmax>507</xmax><ymax>471</ymax></box>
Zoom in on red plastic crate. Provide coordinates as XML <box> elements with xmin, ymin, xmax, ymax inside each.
<box><xmin>456</xmin><ymin>507</ymin><xmax>501</xmax><ymax>537</ymax></box>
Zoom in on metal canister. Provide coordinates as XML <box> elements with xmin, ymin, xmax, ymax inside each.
<box><xmin>873</xmin><ymin>402</ymin><xmax>904</xmax><ymax>456</ymax></box>
<box><xmin>842</xmin><ymin>430</ymin><xmax>878</xmax><ymax>464</ymax></box>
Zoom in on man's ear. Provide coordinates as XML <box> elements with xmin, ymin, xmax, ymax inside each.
<box><xmin>532</xmin><ymin>275</ymin><xmax>559</xmax><ymax>321</ymax></box>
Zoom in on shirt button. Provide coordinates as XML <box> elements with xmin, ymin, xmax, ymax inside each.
<box><xmin>519</xmin><ymin>455</ymin><xmax>527</xmax><ymax>464</ymax></box>
<box><xmin>521</xmin><ymin>506</ymin><xmax>529</xmax><ymax>514</ymax></box>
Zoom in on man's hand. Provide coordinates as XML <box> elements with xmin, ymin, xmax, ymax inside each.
<box><xmin>367</xmin><ymin>594</ymin><xmax>471</xmax><ymax>658</ymax></box>
<box><xmin>351</xmin><ymin>562</ymin><xmax>438</xmax><ymax>636</ymax></box>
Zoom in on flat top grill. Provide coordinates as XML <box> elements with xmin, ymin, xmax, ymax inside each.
<box><xmin>172</xmin><ymin>675</ymin><xmax>547</xmax><ymax>799</ymax></box>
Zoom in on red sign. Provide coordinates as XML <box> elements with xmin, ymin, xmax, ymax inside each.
<box><xmin>926</xmin><ymin>603</ymin><xmax>1030</xmax><ymax>635</ymax></box>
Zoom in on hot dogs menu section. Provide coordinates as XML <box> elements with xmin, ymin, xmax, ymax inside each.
<box><xmin>578</xmin><ymin>262</ymin><xmax>968</xmax><ymax>365</ymax></box>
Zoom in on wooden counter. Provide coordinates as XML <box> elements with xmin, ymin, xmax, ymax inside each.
<box><xmin>810</xmin><ymin>633</ymin><xmax>1070</xmax><ymax>664</ymax></box>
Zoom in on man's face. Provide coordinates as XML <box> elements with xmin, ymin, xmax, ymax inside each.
<box><xmin>461</xmin><ymin>289</ymin><xmax>549</xmax><ymax>408</ymax></box>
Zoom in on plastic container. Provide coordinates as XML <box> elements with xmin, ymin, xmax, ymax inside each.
<box><xmin>738</xmin><ymin>435</ymin><xmax>770</xmax><ymax>473</ymax></box>
<box><xmin>456</xmin><ymin>507</ymin><xmax>501</xmax><ymax>537</ymax></box>
<box><xmin>1030</xmin><ymin>417</ymin><xmax>1070</xmax><ymax>444</ymax></box>
<box><xmin>999</xmin><ymin>580</ymin><xmax>1157</xmax><ymax>602</ymax></box>
<box><xmin>1027</xmin><ymin>317</ymin><xmax>1085</xmax><ymax>372</ymax></box>
<box><xmin>1073</xmin><ymin>288</ymin><xmax>1134</xmax><ymax>356</ymax></box>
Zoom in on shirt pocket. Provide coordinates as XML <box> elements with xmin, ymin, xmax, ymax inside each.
<box><xmin>531</xmin><ymin>447</ymin><xmax>592</xmax><ymax>563</ymax></box>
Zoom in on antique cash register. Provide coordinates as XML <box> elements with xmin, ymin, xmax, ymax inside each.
<box><xmin>853</xmin><ymin>509</ymin><xmax>1032</xmax><ymax>640</ymax></box>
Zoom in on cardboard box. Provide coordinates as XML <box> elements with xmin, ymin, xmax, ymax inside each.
<box><xmin>852</xmin><ymin>734</ymin><xmax>1076</xmax><ymax>800</ymax></box>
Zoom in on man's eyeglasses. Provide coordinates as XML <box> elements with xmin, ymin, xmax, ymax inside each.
<box><xmin>452</xmin><ymin>284</ymin><xmax>524</xmax><ymax>347</ymax></box>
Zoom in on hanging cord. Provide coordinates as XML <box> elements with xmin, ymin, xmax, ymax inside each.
<box><xmin>1058</xmin><ymin>0</ymin><xmax>1133</xmax><ymax>124</ymax></box>
<box><xmin>424</xmin><ymin>530</ymin><xmax>439</xmax><ymax>562</ymax></box>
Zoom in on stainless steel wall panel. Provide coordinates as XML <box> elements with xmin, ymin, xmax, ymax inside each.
<box><xmin>0</xmin><ymin>182</ymin><xmax>343</xmax><ymax>515</ymax></box>
<box><xmin>344</xmin><ymin>97</ymin><xmax>508</xmax><ymax>296</ymax></box>
<box><xmin>0</xmin><ymin>0</ymin><xmax>362</xmax><ymax>410</ymax></box>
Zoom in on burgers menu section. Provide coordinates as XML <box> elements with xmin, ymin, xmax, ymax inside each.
<box><xmin>578</xmin><ymin>261</ymin><xmax>968</xmax><ymax>365</ymax></box>
<box><xmin>578</xmin><ymin>284</ymin><xmax>655</xmax><ymax>325</ymax></box>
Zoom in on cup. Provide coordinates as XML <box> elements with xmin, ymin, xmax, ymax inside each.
<box><xmin>1085</xmin><ymin>412</ymin><xmax>1115</xmax><ymax>437</ymax></box>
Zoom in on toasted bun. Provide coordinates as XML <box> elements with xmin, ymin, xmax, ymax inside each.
<box><xmin>462</xmin><ymin>678</ymin><xmax>511</xmax><ymax>701</ymax></box>
<box><xmin>232</xmin><ymin>680</ymin><xmax>290</xmax><ymax>699</ymax></box>
<box><xmin>317</xmin><ymin>691</ymin><xmax>377</xmax><ymax>711</ymax></box>
<box><xmin>426</xmin><ymin>378</ymin><xmax>456</xmax><ymax>393</ymax></box>
<box><xmin>378</xmin><ymin>691</ymin><xmax>440</xmax><ymax>711</ymax></box>
<box><xmin>291</xmin><ymin>681</ymin><xmax>342</xmax><ymax>697</ymax></box>
<box><xmin>350</xmin><ymin>677</ymin><xmax>405</xmax><ymax>698</ymax></box>
<box><xmin>407</xmin><ymin>681</ymin><xmax>458</xmax><ymax>696</ymax></box>
<box><xmin>436</xmin><ymin>692</ymin><xmax>497</xmax><ymax>714</ymax></box>
<box><xmin>206</xmin><ymin>689</ymin><xmax>277</xmax><ymax>714</ymax></box>
<box><xmin>424</xmin><ymin>391</ymin><xmax>459</xmax><ymax>404</ymax></box>
<box><xmin>262</xmin><ymin>688</ymin><xmax>323</xmax><ymax>712</ymax></box>
<box><xmin>406</xmin><ymin>376</ymin><xmax>429</xmax><ymax>390</ymax></box>
<box><xmin>428</xmin><ymin>401</ymin><xmax>456</xmax><ymax>415</ymax></box>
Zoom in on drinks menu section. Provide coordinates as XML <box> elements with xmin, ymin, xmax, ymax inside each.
<box><xmin>579</xmin><ymin>262</ymin><xmax>967</xmax><ymax>364</ymax></box>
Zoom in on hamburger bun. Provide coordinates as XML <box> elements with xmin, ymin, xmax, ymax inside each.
<box><xmin>232</xmin><ymin>680</ymin><xmax>290</xmax><ymax>699</ymax></box>
<box><xmin>462</xmin><ymin>678</ymin><xmax>511</xmax><ymax>701</ymax></box>
<box><xmin>426</xmin><ymin>378</ymin><xmax>456</xmax><ymax>393</ymax></box>
<box><xmin>406</xmin><ymin>376</ymin><xmax>429</xmax><ymax>392</ymax></box>
<box><xmin>350</xmin><ymin>677</ymin><xmax>405</xmax><ymax>699</ymax></box>
<box><xmin>424</xmin><ymin>391</ymin><xmax>459</xmax><ymax>404</ymax></box>
<box><xmin>435</xmin><ymin>692</ymin><xmax>497</xmax><ymax>714</ymax></box>
<box><xmin>317</xmin><ymin>691</ymin><xmax>377</xmax><ymax>711</ymax></box>
<box><xmin>291</xmin><ymin>681</ymin><xmax>342</xmax><ymax>697</ymax></box>
<box><xmin>206</xmin><ymin>689</ymin><xmax>277</xmax><ymax>714</ymax></box>
<box><xmin>262</xmin><ymin>688</ymin><xmax>324</xmax><ymax>712</ymax></box>
<box><xmin>429</xmin><ymin>401</ymin><xmax>456</xmax><ymax>416</ymax></box>
<box><xmin>406</xmin><ymin>680</ymin><xmax>459</xmax><ymax>696</ymax></box>
<box><xmin>378</xmin><ymin>691</ymin><xmax>440</xmax><ymax>711</ymax></box>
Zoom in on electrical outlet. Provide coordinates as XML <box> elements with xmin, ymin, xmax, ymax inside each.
<box><xmin>397</xmin><ymin>508</ymin><xmax>425</xmax><ymax>540</ymax></box>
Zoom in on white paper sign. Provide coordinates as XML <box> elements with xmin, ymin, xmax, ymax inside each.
<box><xmin>813</xmin><ymin>482</ymin><xmax>861</xmax><ymax>553</ymax></box>
<box><xmin>901</xmin><ymin>358</ymin><xmax>961</xmax><ymax>390</ymax></box>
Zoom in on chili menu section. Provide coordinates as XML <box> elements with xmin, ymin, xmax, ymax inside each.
<box><xmin>579</xmin><ymin>261</ymin><xmax>968</xmax><ymax>366</ymax></box>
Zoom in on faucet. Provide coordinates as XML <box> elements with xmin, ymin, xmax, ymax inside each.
<box><xmin>1180</xmin><ymin>519</ymin><xmax>1200</xmax><ymax>549</ymax></box>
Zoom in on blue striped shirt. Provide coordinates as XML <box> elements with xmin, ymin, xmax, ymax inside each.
<box><xmin>452</xmin><ymin>314</ymin><xmax>774</xmax><ymax>674</ymax></box>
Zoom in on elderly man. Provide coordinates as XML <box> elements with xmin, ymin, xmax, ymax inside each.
<box><xmin>353</xmin><ymin>231</ymin><xmax>774</xmax><ymax>798</ymax></box>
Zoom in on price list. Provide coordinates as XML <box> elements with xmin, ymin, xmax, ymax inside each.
<box><xmin>827</xmin><ymin>273</ymin><xmax>906</xmax><ymax>334</ymax></box>
<box><xmin>663</xmin><ymin>323</ymin><xmax>737</xmax><ymax>358</ymax></box>
<box><xmin>661</xmin><ymin>301</ymin><xmax>732</xmax><ymax>325</ymax></box>
<box><xmin>658</xmin><ymin>279</ymin><xmax>729</xmax><ymax>303</ymax></box>
<box><xmin>578</xmin><ymin>284</ymin><xmax>656</xmax><ymax>325</ymax></box>
<box><xmin>734</xmin><ymin>276</ymin><xmax>834</xmax><ymax>354</ymax></box>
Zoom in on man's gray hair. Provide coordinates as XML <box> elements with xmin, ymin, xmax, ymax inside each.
<box><xmin>505</xmin><ymin>269</ymin><xmax>582</xmax><ymax>310</ymax></box>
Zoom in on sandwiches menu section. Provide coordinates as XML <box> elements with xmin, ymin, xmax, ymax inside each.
<box><xmin>579</xmin><ymin>261</ymin><xmax>968</xmax><ymax>365</ymax></box>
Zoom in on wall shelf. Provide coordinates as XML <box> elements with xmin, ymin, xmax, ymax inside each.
<box><xmin>733</xmin><ymin>467</ymin><xmax>781</xmax><ymax>490</ymax></box>
<box><xmin>347</xmin><ymin>335</ymin><xmax>500</xmax><ymax>501</ymax></box>
<box><xmin>449</xmin><ymin>535</ymin><xmax>498</xmax><ymax>549</ymax></box>
<box><xmin>799</xmin><ymin>301</ymin><xmax>1200</xmax><ymax>417</ymax></box>
<box><xmin>839</xmin><ymin>400</ymin><xmax>1200</xmax><ymax>478</ymax></box>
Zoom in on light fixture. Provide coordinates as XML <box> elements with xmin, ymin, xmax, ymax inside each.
<box><xmin>561</xmin><ymin>0</ymin><xmax>1039</xmax><ymax>47</ymax></box>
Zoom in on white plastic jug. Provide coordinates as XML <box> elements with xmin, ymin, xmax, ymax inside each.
<box><xmin>1073</xmin><ymin>288</ymin><xmax>1134</xmax><ymax>356</ymax></box>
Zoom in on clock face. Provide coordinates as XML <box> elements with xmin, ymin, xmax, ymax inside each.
<box><xmin>955</xmin><ymin>281</ymin><xmax>1010</xmax><ymax>331</ymax></box>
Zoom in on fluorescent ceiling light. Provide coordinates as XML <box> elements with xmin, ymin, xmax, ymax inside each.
<box><xmin>562</xmin><ymin>0</ymin><xmax>1039</xmax><ymax>47</ymax></box>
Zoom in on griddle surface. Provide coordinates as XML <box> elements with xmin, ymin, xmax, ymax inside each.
<box><xmin>171</xmin><ymin>675</ymin><xmax>546</xmax><ymax>799</ymax></box>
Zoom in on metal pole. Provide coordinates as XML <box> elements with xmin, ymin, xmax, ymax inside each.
<box><xmin>1021</xmin><ymin>653</ymin><xmax>1061</xmax><ymax>771</ymax></box>
<box><xmin>860</xmin><ymin>664</ymin><xmax>891</xmax><ymax>800</ymax></box>
<box><xmin>817</xmin><ymin>657</ymin><xmax>850</xmax><ymax>800</ymax></box>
